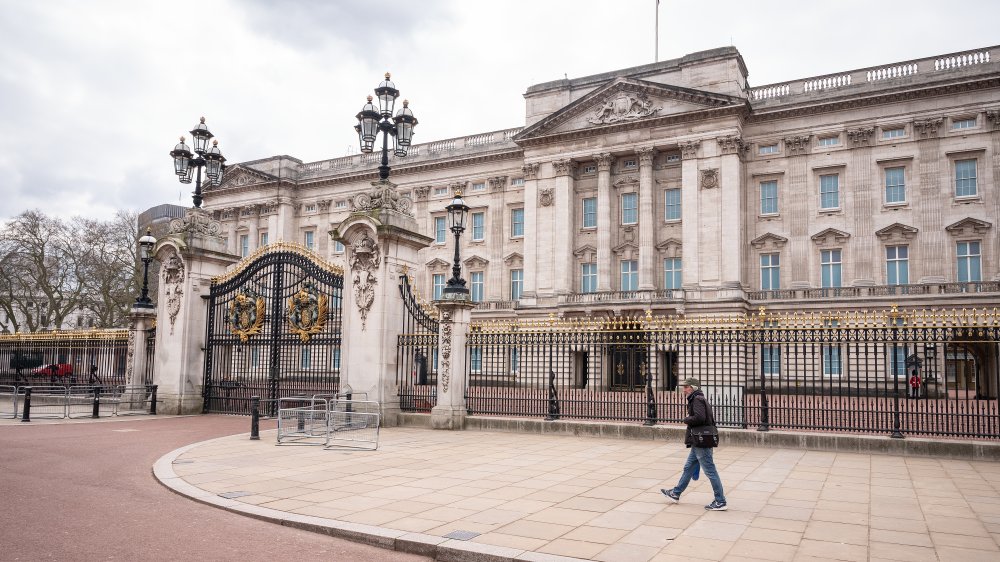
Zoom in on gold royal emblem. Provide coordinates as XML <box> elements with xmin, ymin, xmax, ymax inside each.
<box><xmin>287</xmin><ymin>281</ymin><xmax>328</xmax><ymax>343</ymax></box>
<box><xmin>227</xmin><ymin>289</ymin><xmax>265</xmax><ymax>343</ymax></box>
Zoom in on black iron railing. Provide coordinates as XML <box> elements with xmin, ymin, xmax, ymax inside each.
<box><xmin>464</xmin><ymin>309</ymin><xmax>1000</xmax><ymax>439</ymax></box>
<box><xmin>396</xmin><ymin>275</ymin><xmax>439</xmax><ymax>412</ymax></box>
<box><xmin>0</xmin><ymin>330</ymin><xmax>131</xmax><ymax>387</ymax></box>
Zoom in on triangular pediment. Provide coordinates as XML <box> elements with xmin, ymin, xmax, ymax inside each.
<box><xmin>426</xmin><ymin>258</ymin><xmax>450</xmax><ymax>272</ymax></box>
<box><xmin>573</xmin><ymin>245</ymin><xmax>597</xmax><ymax>260</ymax></box>
<box><xmin>515</xmin><ymin>78</ymin><xmax>745</xmax><ymax>142</ymax></box>
<box><xmin>214</xmin><ymin>165</ymin><xmax>278</xmax><ymax>190</ymax></box>
<box><xmin>945</xmin><ymin>217</ymin><xmax>992</xmax><ymax>236</ymax></box>
<box><xmin>810</xmin><ymin>228</ymin><xmax>851</xmax><ymax>247</ymax></box>
<box><xmin>875</xmin><ymin>223</ymin><xmax>919</xmax><ymax>242</ymax></box>
<box><xmin>750</xmin><ymin>233</ymin><xmax>789</xmax><ymax>250</ymax></box>
<box><xmin>463</xmin><ymin>255</ymin><xmax>489</xmax><ymax>269</ymax></box>
<box><xmin>503</xmin><ymin>252</ymin><xmax>524</xmax><ymax>266</ymax></box>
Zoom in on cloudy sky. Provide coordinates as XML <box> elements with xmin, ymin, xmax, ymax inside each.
<box><xmin>1</xmin><ymin>0</ymin><xmax>997</xmax><ymax>221</ymax></box>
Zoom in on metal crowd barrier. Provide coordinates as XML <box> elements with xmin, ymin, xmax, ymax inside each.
<box><xmin>9</xmin><ymin>384</ymin><xmax>158</xmax><ymax>421</ymax></box>
<box><xmin>275</xmin><ymin>395</ymin><xmax>380</xmax><ymax>450</ymax></box>
<box><xmin>0</xmin><ymin>385</ymin><xmax>17</xmax><ymax>418</ymax></box>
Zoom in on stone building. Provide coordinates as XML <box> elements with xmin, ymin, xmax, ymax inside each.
<box><xmin>204</xmin><ymin>45</ymin><xmax>1000</xmax><ymax>320</ymax></box>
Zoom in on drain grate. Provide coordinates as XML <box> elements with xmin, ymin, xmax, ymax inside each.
<box><xmin>443</xmin><ymin>530</ymin><xmax>481</xmax><ymax>541</ymax></box>
<box><xmin>219</xmin><ymin>491</ymin><xmax>254</xmax><ymax>499</ymax></box>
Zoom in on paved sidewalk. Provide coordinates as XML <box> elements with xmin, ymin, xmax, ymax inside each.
<box><xmin>157</xmin><ymin>427</ymin><xmax>1000</xmax><ymax>562</ymax></box>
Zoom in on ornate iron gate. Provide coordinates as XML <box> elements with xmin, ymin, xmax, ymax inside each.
<box><xmin>204</xmin><ymin>244</ymin><xmax>344</xmax><ymax>415</ymax></box>
<box><xmin>396</xmin><ymin>274</ymin><xmax>439</xmax><ymax>412</ymax></box>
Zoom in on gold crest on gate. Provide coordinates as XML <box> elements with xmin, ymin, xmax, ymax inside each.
<box><xmin>287</xmin><ymin>281</ymin><xmax>328</xmax><ymax>343</ymax></box>
<box><xmin>227</xmin><ymin>289</ymin><xmax>265</xmax><ymax>343</ymax></box>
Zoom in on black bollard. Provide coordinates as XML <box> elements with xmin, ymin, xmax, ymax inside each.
<box><xmin>92</xmin><ymin>386</ymin><xmax>101</xmax><ymax>419</ymax></box>
<box><xmin>250</xmin><ymin>396</ymin><xmax>260</xmax><ymax>440</ymax></box>
<box><xmin>149</xmin><ymin>385</ymin><xmax>158</xmax><ymax>415</ymax></box>
<box><xmin>20</xmin><ymin>387</ymin><xmax>32</xmax><ymax>423</ymax></box>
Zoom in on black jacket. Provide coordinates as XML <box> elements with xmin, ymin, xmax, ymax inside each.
<box><xmin>682</xmin><ymin>389</ymin><xmax>714</xmax><ymax>447</ymax></box>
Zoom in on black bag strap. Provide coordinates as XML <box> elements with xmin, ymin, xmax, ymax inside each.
<box><xmin>696</xmin><ymin>395</ymin><xmax>716</xmax><ymax>427</ymax></box>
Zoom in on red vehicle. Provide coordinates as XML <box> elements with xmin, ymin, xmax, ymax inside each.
<box><xmin>31</xmin><ymin>363</ymin><xmax>75</xmax><ymax>384</ymax></box>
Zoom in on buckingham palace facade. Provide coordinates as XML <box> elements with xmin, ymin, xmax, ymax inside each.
<box><xmin>203</xmin><ymin>45</ymin><xmax>1000</xmax><ymax>320</ymax></box>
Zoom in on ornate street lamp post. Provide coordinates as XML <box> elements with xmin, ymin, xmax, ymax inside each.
<box><xmin>168</xmin><ymin>117</ymin><xmax>227</xmax><ymax>208</ymax></box>
<box><xmin>355</xmin><ymin>72</ymin><xmax>418</xmax><ymax>181</ymax></box>
<box><xmin>443</xmin><ymin>192</ymin><xmax>470</xmax><ymax>296</ymax></box>
<box><xmin>135</xmin><ymin>228</ymin><xmax>157</xmax><ymax>308</ymax></box>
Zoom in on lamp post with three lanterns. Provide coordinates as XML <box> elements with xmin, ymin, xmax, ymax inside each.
<box><xmin>168</xmin><ymin>117</ymin><xmax>227</xmax><ymax>208</ymax></box>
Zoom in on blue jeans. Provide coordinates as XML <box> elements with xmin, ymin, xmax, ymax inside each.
<box><xmin>671</xmin><ymin>447</ymin><xmax>726</xmax><ymax>503</ymax></box>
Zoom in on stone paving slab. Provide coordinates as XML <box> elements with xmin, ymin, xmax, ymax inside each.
<box><xmin>155</xmin><ymin>427</ymin><xmax>1000</xmax><ymax>561</ymax></box>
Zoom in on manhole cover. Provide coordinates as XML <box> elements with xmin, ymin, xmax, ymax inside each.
<box><xmin>443</xmin><ymin>530</ymin><xmax>480</xmax><ymax>541</ymax></box>
<box><xmin>219</xmin><ymin>491</ymin><xmax>253</xmax><ymax>499</ymax></box>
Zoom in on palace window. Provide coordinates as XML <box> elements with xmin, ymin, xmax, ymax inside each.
<box><xmin>663</xmin><ymin>258</ymin><xmax>682</xmax><ymax>290</ymax></box>
<box><xmin>621</xmin><ymin>193</ymin><xmax>638</xmax><ymax>225</ymax></box>
<box><xmin>953</xmin><ymin>117</ymin><xmax>977</xmax><ymax>129</ymax></box>
<box><xmin>511</xmin><ymin>177</ymin><xmax>525</xmax><ymax>187</ymax></box>
<box><xmin>471</xmin><ymin>212</ymin><xmax>485</xmax><ymax>241</ymax></box>
<box><xmin>760</xmin><ymin>253</ymin><xmax>780</xmax><ymax>290</ymax></box>
<box><xmin>432</xmin><ymin>274</ymin><xmax>445</xmax><ymax>300</ymax></box>
<box><xmin>333</xmin><ymin>241</ymin><xmax>345</xmax><ymax>254</ymax></box>
<box><xmin>304</xmin><ymin>204</ymin><xmax>316</xmax><ymax>213</ymax></box>
<box><xmin>622</xmin><ymin>158</ymin><xmax>637</xmax><ymax>169</ymax></box>
<box><xmin>885</xmin><ymin>167</ymin><xmax>906</xmax><ymax>204</ymax></box>
<box><xmin>335</xmin><ymin>200</ymin><xmax>347</xmax><ymax>208</ymax></box>
<box><xmin>822</xmin><ymin>320</ymin><xmax>842</xmax><ymax>377</ymax></box>
<box><xmin>882</xmin><ymin>127</ymin><xmax>905</xmax><ymax>139</ymax></box>
<box><xmin>820</xmin><ymin>174</ymin><xmax>839</xmax><ymax>209</ymax></box>
<box><xmin>582</xmin><ymin>197</ymin><xmax>597</xmax><ymax>228</ymax></box>
<box><xmin>620</xmin><ymin>260</ymin><xmax>638</xmax><ymax>291</ymax></box>
<box><xmin>239</xmin><ymin>234</ymin><xmax>249</xmax><ymax>257</ymax></box>
<box><xmin>471</xmin><ymin>182</ymin><xmax>486</xmax><ymax>192</ymax></box>
<box><xmin>303</xmin><ymin>231</ymin><xmax>314</xmax><ymax>250</ymax></box>
<box><xmin>762</xmin><ymin>321</ymin><xmax>780</xmax><ymax>377</ymax></box>
<box><xmin>886</xmin><ymin>245</ymin><xmax>909</xmax><ymax>285</ymax></box>
<box><xmin>470</xmin><ymin>348</ymin><xmax>482</xmax><ymax>373</ymax></box>
<box><xmin>259</xmin><ymin>232</ymin><xmax>268</xmax><ymax>247</ymax></box>
<box><xmin>955</xmin><ymin>159</ymin><xmax>978</xmax><ymax>197</ymax></box>
<box><xmin>582</xmin><ymin>165</ymin><xmax>597</xmax><ymax>174</ymax></box>
<box><xmin>818</xmin><ymin>136</ymin><xmax>839</xmax><ymax>147</ymax></box>
<box><xmin>434</xmin><ymin>216</ymin><xmax>446</xmax><ymax>243</ymax></box>
<box><xmin>511</xmin><ymin>208</ymin><xmax>524</xmax><ymax>237</ymax></box>
<box><xmin>759</xmin><ymin>144</ymin><xmax>779</xmax><ymax>155</ymax></box>
<box><xmin>957</xmin><ymin>241</ymin><xmax>982</xmax><ymax>282</ymax></box>
<box><xmin>821</xmin><ymin>249</ymin><xmax>842</xmax><ymax>288</ymax></box>
<box><xmin>471</xmin><ymin>271</ymin><xmax>484</xmax><ymax>302</ymax></box>
<box><xmin>434</xmin><ymin>186</ymin><xmax>448</xmax><ymax>196</ymax></box>
<box><xmin>760</xmin><ymin>180</ymin><xmax>778</xmax><ymax>214</ymax></box>
<box><xmin>510</xmin><ymin>269</ymin><xmax>523</xmax><ymax>300</ymax></box>
<box><xmin>664</xmin><ymin>188</ymin><xmax>681</xmax><ymax>221</ymax></box>
<box><xmin>581</xmin><ymin>263</ymin><xmax>597</xmax><ymax>293</ymax></box>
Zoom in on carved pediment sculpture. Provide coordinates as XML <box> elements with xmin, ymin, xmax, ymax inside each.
<box><xmin>945</xmin><ymin>217</ymin><xmax>992</xmax><ymax>236</ymax></box>
<box><xmin>160</xmin><ymin>250</ymin><xmax>185</xmax><ymax>335</ymax></box>
<box><xmin>612</xmin><ymin>241</ymin><xmax>639</xmax><ymax>260</ymax></box>
<box><xmin>503</xmin><ymin>252</ymin><xmax>524</xmax><ymax>267</ymax></box>
<box><xmin>750</xmin><ymin>233</ymin><xmax>789</xmax><ymax>250</ymax></box>
<box><xmin>655</xmin><ymin>238</ymin><xmax>683</xmax><ymax>258</ymax></box>
<box><xmin>426</xmin><ymin>258</ymin><xmax>450</xmax><ymax>272</ymax></box>
<box><xmin>463</xmin><ymin>255</ymin><xmax>489</xmax><ymax>269</ymax></box>
<box><xmin>613</xmin><ymin>175</ymin><xmax>638</xmax><ymax>189</ymax></box>
<box><xmin>572</xmin><ymin>245</ymin><xmax>597</xmax><ymax>262</ymax></box>
<box><xmin>169</xmin><ymin>207</ymin><xmax>223</xmax><ymax>237</ymax></box>
<box><xmin>587</xmin><ymin>92</ymin><xmax>662</xmax><ymax>125</ymax></box>
<box><xmin>875</xmin><ymin>223</ymin><xmax>919</xmax><ymax>242</ymax></box>
<box><xmin>700</xmin><ymin>168</ymin><xmax>719</xmax><ymax>189</ymax></box>
<box><xmin>351</xmin><ymin>180</ymin><xmax>413</xmax><ymax>216</ymax></box>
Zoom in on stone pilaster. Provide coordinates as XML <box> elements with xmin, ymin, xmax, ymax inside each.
<box><xmin>637</xmin><ymin>147</ymin><xmax>657</xmax><ymax>290</ymax></box>
<box><xmin>848</xmin><ymin>128</ymin><xmax>876</xmax><ymax>285</ymax></box>
<box><xmin>430</xmin><ymin>297</ymin><xmax>475</xmax><ymax>430</ymax></box>
<box><xmin>521</xmin><ymin>163</ymin><xmax>539</xmax><ymax>299</ymax></box>
<box><xmin>488</xmin><ymin>176</ymin><xmax>507</xmax><ymax>300</ymax></box>
<box><xmin>552</xmin><ymin>159</ymin><xmax>576</xmax><ymax>295</ymax></box>
<box><xmin>596</xmin><ymin>153</ymin><xmax>613</xmax><ymax>292</ymax></box>
<box><xmin>680</xmin><ymin>141</ymin><xmax>701</xmax><ymax>287</ymax></box>
<box><xmin>126</xmin><ymin>306</ymin><xmax>156</xmax><ymax>387</ymax></box>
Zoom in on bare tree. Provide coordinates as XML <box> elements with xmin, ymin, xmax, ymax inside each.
<box><xmin>76</xmin><ymin>210</ymin><xmax>141</xmax><ymax>328</ymax></box>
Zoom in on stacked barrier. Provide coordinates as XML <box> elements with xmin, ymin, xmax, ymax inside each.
<box><xmin>276</xmin><ymin>394</ymin><xmax>380</xmax><ymax>450</ymax></box>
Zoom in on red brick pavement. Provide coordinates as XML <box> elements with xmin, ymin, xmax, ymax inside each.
<box><xmin>0</xmin><ymin>415</ymin><xmax>429</xmax><ymax>562</ymax></box>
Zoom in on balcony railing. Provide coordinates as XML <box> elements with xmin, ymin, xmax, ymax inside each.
<box><xmin>749</xmin><ymin>281</ymin><xmax>1000</xmax><ymax>301</ymax></box>
<box><xmin>474</xmin><ymin>301</ymin><xmax>520</xmax><ymax>311</ymax></box>
<box><xmin>562</xmin><ymin>290</ymin><xmax>677</xmax><ymax>304</ymax></box>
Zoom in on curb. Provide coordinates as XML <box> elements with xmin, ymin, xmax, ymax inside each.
<box><xmin>398</xmin><ymin>413</ymin><xmax>1000</xmax><ymax>462</ymax></box>
<box><xmin>152</xmin><ymin>432</ymin><xmax>588</xmax><ymax>562</ymax></box>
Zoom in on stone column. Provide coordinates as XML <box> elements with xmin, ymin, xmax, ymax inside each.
<box><xmin>330</xmin><ymin>180</ymin><xmax>432</xmax><ymax>426</ymax></box>
<box><xmin>126</xmin><ymin>306</ymin><xmax>156</xmax><ymax>387</ymax></box>
<box><xmin>152</xmin><ymin>208</ymin><xmax>239</xmax><ymax>414</ymax></box>
<box><xmin>596</xmin><ymin>153</ymin><xmax>614</xmax><ymax>292</ymax></box>
<box><xmin>680</xmin><ymin>141</ymin><xmax>701</xmax><ymax>288</ymax></box>
<box><xmin>430</xmin><ymin>297</ymin><xmax>476</xmax><ymax>429</ymax></box>
<box><xmin>552</xmin><ymin>159</ymin><xmax>576</xmax><ymax>295</ymax></box>
<box><xmin>847</xmin><ymin>128</ymin><xmax>876</xmax><ymax>285</ymax></box>
<box><xmin>914</xmin><ymin>120</ymin><xmax>946</xmax><ymax>282</ymax></box>
<box><xmin>637</xmin><ymin>146</ymin><xmax>657</xmax><ymax>290</ymax></box>
<box><xmin>488</xmin><ymin>176</ymin><xmax>507</xmax><ymax>300</ymax></box>
<box><xmin>521</xmin><ymin>163</ymin><xmax>540</xmax><ymax>300</ymax></box>
<box><xmin>717</xmin><ymin>137</ymin><xmax>745</xmax><ymax>292</ymax></box>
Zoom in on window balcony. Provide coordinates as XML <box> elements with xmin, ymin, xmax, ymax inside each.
<box><xmin>748</xmin><ymin>281</ymin><xmax>1000</xmax><ymax>301</ymax></box>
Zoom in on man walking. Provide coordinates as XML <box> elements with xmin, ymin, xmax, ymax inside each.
<box><xmin>661</xmin><ymin>377</ymin><xmax>728</xmax><ymax>511</ymax></box>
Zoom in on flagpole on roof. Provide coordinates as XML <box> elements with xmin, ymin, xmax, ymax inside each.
<box><xmin>655</xmin><ymin>0</ymin><xmax>660</xmax><ymax>62</ymax></box>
